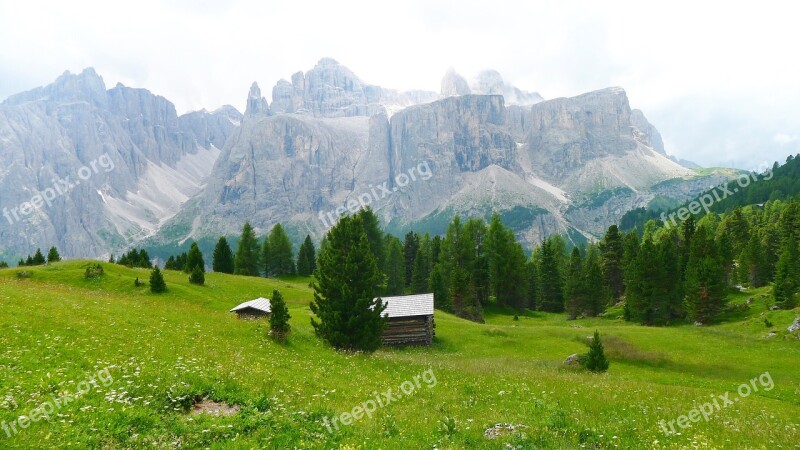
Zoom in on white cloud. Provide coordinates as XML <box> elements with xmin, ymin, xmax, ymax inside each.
<box><xmin>1</xmin><ymin>0</ymin><xmax>799</xmax><ymax>169</ymax></box>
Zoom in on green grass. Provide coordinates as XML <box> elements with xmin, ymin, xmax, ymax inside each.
<box><xmin>0</xmin><ymin>261</ymin><xmax>798</xmax><ymax>449</ymax></box>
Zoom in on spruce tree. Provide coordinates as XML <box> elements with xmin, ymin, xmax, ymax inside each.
<box><xmin>310</xmin><ymin>214</ymin><xmax>386</xmax><ymax>351</ymax></box>
<box><xmin>149</xmin><ymin>266</ymin><xmax>167</xmax><ymax>293</ymax></box>
<box><xmin>268</xmin><ymin>223</ymin><xmax>295</xmax><ymax>276</ymax></box>
<box><xmin>234</xmin><ymin>222</ymin><xmax>261</xmax><ymax>276</ymax></box>
<box><xmin>356</xmin><ymin>208</ymin><xmax>385</xmax><ymax>273</ymax></box>
<box><xmin>626</xmin><ymin>234</ymin><xmax>658</xmax><ymax>324</ymax></box>
<box><xmin>186</xmin><ymin>242</ymin><xmax>205</xmax><ymax>274</ymax></box>
<box><xmin>411</xmin><ymin>234</ymin><xmax>431</xmax><ymax>293</ymax></box>
<box><xmin>164</xmin><ymin>256</ymin><xmax>176</xmax><ymax>270</ymax></box>
<box><xmin>269</xmin><ymin>289</ymin><xmax>291</xmax><ymax>342</ymax></box>
<box><xmin>261</xmin><ymin>238</ymin><xmax>271</xmax><ymax>277</ymax></box>
<box><xmin>684</xmin><ymin>226</ymin><xmax>727</xmax><ymax>323</ymax></box>
<box><xmin>212</xmin><ymin>237</ymin><xmax>234</xmax><ymax>274</ymax></box>
<box><xmin>537</xmin><ymin>237</ymin><xmax>564</xmax><ymax>313</ymax></box>
<box><xmin>583</xmin><ymin>245</ymin><xmax>608</xmax><ymax>317</ymax></box>
<box><xmin>385</xmin><ymin>237</ymin><xmax>405</xmax><ymax>295</ymax></box>
<box><xmin>599</xmin><ymin>225</ymin><xmax>624</xmax><ymax>300</ymax></box>
<box><xmin>564</xmin><ymin>247</ymin><xmax>585</xmax><ymax>319</ymax></box>
<box><xmin>189</xmin><ymin>265</ymin><xmax>205</xmax><ymax>285</ymax></box>
<box><xmin>403</xmin><ymin>231</ymin><xmax>420</xmax><ymax>287</ymax></box>
<box><xmin>488</xmin><ymin>213</ymin><xmax>528</xmax><ymax>309</ymax></box>
<box><xmin>583</xmin><ymin>330</ymin><xmax>609</xmax><ymax>373</ymax></box>
<box><xmin>46</xmin><ymin>247</ymin><xmax>61</xmax><ymax>263</ymax></box>
<box><xmin>32</xmin><ymin>248</ymin><xmax>45</xmax><ymax>265</ymax></box>
<box><xmin>429</xmin><ymin>263</ymin><xmax>451</xmax><ymax>312</ymax></box>
<box><xmin>296</xmin><ymin>235</ymin><xmax>317</xmax><ymax>276</ymax></box>
<box><xmin>25</xmin><ymin>256</ymin><xmax>33</xmax><ymax>266</ymax></box>
<box><xmin>773</xmin><ymin>235</ymin><xmax>799</xmax><ymax>309</ymax></box>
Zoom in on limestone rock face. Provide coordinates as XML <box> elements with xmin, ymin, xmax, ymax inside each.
<box><xmin>0</xmin><ymin>68</ymin><xmax>239</xmax><ymax>259</ymax></box>
<box><xmin>631</xmin><ymin>109</ymin><xmax>665</xmax><ymax>154</ymax></box>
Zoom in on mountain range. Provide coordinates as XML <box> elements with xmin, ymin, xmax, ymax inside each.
<box><xmin>0</xmin><ymin>59</ymin><xmax>736</xmax><ymax>261</ymax></box>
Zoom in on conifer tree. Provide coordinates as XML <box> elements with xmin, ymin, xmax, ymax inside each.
<box><xmin>385</xmin><ymin>237</ymin><xmax>405</xmax><ymax>295</ymax></box>
<box><xmin>684</xmin><ymin>226</ymin><xmax>727</xmax><ymax>323</ymax></box>
<box><xmin>149</xmin><ymin>266</ymin><xmax>167</xmax><ymax>293</ymax></box>
<box><xmin>269</xmin><ymin>289</ymin><xmax>291</xmax><ymax>342</ymax></box>
<box><xmin>356</xmin><ymin>208</ymin><xmax>385</xmax><ymax>273</ymax></box>
<box><xmin>411</xmin><ymin>234</ymin><xmax>431</xmax><ymax>293</ymax></box>
<box><xmin>583</xmin><ymin>245</ymin><xmax>608</xmax><ymax>317</ymax></box>
<box><xmin>403</xmin><ymin>231</ymin><xmax>420</xmax><ymax>287</ymax></box>
<box><xmin>296</xmin><ymin>235</ymin><xmax>316</xmax><ymax>276</ymax></box>
<box><xmin>189</xmin><ymin>265</ymin><xmax>205</xmax><ymax>285</ymax></box>
<box><xmin>564</xmin><ymin>247</ymin><xmax>585</xmax><ymax>319</ymax></box>
<box><xmin>599</xmin><ymin>225</ymin><xmax>625</xmax><ymax>300</ymax></box>
<box><xmin>773</xmin><ymin>235</ymin><xmax>799</xmax><ymax>309</ymax></box>
<box><xmin>32</xmin><ymin>248</ymin><xmax>45</xmax><ymax>265</ymax></box>
<box><xmin>310</xmin><ymin>214</ymin><xmax>386</xmax><ymax>351</ymax></box>
<box><xmin>261</xmin><ymin>238</ymin><xmax>271</xmax><ymax>277</ymax></box>
<box><xmin>186</xmin><ymin>242</ymin><xmax>205</xmax><ymax>274</ymax></box>
<box><xmin>268</xmin><ymin>223</ymin><xmax>295</xmax><ymax>276</ymax></box>
<box><xmin>537</xmin><ymin>237</ymin><xmax>564</xmax><ymax>313</ymax></box>
<box><xmin>46</xmin><ymin>247</ymin><xmax>61</xmax><ymax>263</ymax></box>
<box><xmin>583</xmin><ymin>330</ymin><xmax>609</xmax><ymax>373</ymax></box>
<box><xmin>234</xmin><ymin>222</ymin><xmax>261</xmax><ymax>276</ymax></box>
<box><xmin>212</xmin><ymin>236</ymin><xmax>235</xmax><ymax>274</ymax></box>
<box><xmin>164</xmin><ymin>256</ymin><xmax>177</xmax><ymax>270</ymax></box>
<box><xmin>429</xmin><ymin>263</ymin><xmax>451</xmax><ymax>312</ymax></box>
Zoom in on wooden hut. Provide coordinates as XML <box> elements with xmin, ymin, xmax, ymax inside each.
<box><xmin>230</xmin><ymin>297</ymin><xmax>271</xmax><ymax>319</ymax></box>
<box><xmin>375</xmin><ymin>293</ymin><xmax>435</xmax><ymax>346</ymax></box>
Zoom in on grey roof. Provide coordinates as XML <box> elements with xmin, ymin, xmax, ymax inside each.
<box><xmin>230</xmin><ymin>297</ymin><xmax>271</xmax><ymax>313</ymax></box>
<box><xmin>375</xmin><ymin>293</ymin><xmax>434</xmax><ymax>318</ymax></box>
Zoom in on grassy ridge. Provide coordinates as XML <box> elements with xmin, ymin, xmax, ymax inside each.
<box><xmin>0</xmin><ymin>261</ymin><xmax>798</xmax><ymax>448</ymax></box>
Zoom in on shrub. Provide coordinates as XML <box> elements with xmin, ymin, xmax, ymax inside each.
<box><xmin>764</xmin><ymin>317</ymin><xmax>773</xmax><ymax>328</ymax></box>
<box><xmin>84</xmin><ymin>264</ymin><xmax>105</xmax><ymax>279</ymax></box>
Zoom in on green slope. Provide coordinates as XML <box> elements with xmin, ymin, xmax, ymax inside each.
<box><xmin>0</xmin><ymin>261</ymin><xmax>798</xmax><ymax>448</ymax></box>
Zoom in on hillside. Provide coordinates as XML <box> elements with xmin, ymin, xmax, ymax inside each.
<box><xmin>0</xmin><ymin>261</ymin><xmax>797</xmax><ymax>448</ymax></box>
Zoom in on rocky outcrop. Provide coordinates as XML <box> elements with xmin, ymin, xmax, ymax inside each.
<box><xmin>441</xmin><ymin>69</ymin><xmax>472</xmax><ymax>97</ymax></box>
<box><xmin>631</xmin><ymin>109</ymin><xmax>665</xmax><ymax>154</ymax></box>
<box><xmin>244</xmin><ymin>82</ymin><xmax>270</xmax><ymax>118</ymax></box>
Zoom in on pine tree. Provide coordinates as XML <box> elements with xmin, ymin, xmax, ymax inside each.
<box><xmin>149</xmin><ymin>266</ymin><xmax>166</xmax><ymax>293</ymax></box>
<box><xmin>296</xmin><ymin>235</ymin><xmax>317</xmax><ymax>276</ymax></box>
<box><xmin>268</xmin><ymin>223</ymin><xmax>295</xmax><ymax>276</ymax></box>
<box><xmin>189</xmin><ymin>265</ymin><xmax>205</xmax><ymax>285</ymax></box>
<box><xmin>356</xmin><ymin>208</ymin><xmax>385</xmax><ymax>273</ymax></box>
<box><xmin>564</xmin><ymin>247</ymin><xmax>585</xmax><ymax>319</ymax></box>
<box><xmin>46</xmin><ymin>247</ymin><xmax>61</xmax><ymax>263</ymax></box>
<box><xmin>234</xmin><ymin>222</ymin><xmax>261</xmax><ymax>276</ymax></box>
<box><xmin>269</xmin><ymin>289</ymin><xmax>291</xmax><ymax>342</ymax></box>
<box><xmin>773</xmin><ymin>235</ymin><xmax>799</xmax><ymax>309</ymax></box>
<box><xmin>403</xmin><ymin>231</ymin><xmax>420</xmax><ymax>287</ymax></box>
<box><xmin>429</xmin><ymin>263</ymin><xmax>451</xmax><ymax>311</ymax></box>
<box><xmin>385</xmin><ymin>237</ymin><xmax>405</xmax><ymax>295</ymax></box>
<box><xmin>310</xmin><ymin>214</ymin><xmax>387</xmax><ymax>351</ymax></box>
<box><xmin>442</xmin><ymin>216</ymin><xmax>483</xmax><ymax>321</ymax></box>
<box><xmin>212</xmin><ymin>237</ymin><xmax>234</xmax><ymax>274</ymax></box>
<box><xmin>32</xmin><ymin>248</ymin><xmax>45</xmax><ymax>265</ymax></box>
<box><xmin>684</xmin><ymin>226</ymin><xmax>727</xmax><ymax>323</ymax></box>
<box><xmin>25</xmin><ymin>256</ymin><xmax>33</xmax><ymax>266</ymax></box>
<box><xmin>186</xmin><ymin>242</ymin><xmax>205</xmax><ymax>274</ymax></box>
<box><xmin>626</xmin><ymin>233</ymin><xmax>659</xmax><ymax>324</ymax></box>
<box><xmin>583</xmin><ymin>245</ymin><xmax>608</xmax><ymax>317</ymax></box>
<box><xmin>537</xmin><ymin>237</ymin><xmax>564</xmax><ymax>313</ymax></box>
<box><xmin>583</xmin><ymin>330</ymin><xmax>609</xmax><ymax>373</ymax></box>
<box><xmin>411</xmin><ymin>234</ymin><xmax>431</xmax><ymax>293</ymax></box>
<box><xmin>465</xmin><ymin>217</ymin><xmax>490</xmax><ymax>307</ymax></box>
<box><xmin>261</xmin><ymin>238</ymin><xmax>271</xmax><ymax>277</ymax></box>
<box><xmin>17</xmin><ymin>258</ymin><xmax>25</xmax><ymax>267</ymax></box>
<box><xmin>487</xmin><ymin>213</ymin><xmax>528</xmax><ymax>309</ymax></box>
<box><xmin>164</xmin><ymin>256</ymin><xmax>177</xmax><ymax>270</ymax></box>
<box><xmin>599</xmin><ymin>225</ymin><xmax>625</xmax><ymax>300</ymax></box>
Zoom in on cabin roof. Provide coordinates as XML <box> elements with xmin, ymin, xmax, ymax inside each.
<box><xmin>375</xmin><ymin>293</ymin><xmax>434</xmax><ymax>318</ymax></box>
<box><xmin>230</xmin><ymin>297</ymin><xmax>271</xmax><ymax>313</ymax></box>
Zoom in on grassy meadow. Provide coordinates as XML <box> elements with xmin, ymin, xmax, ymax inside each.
<box><xmin>0</xmin><ymin>261</ymin><xmax>798</xmax><ymax>449</ymax></box>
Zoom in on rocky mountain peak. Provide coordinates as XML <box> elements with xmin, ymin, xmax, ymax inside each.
<box><xmin>245</xmin><ymin>81</ymin><xmax>270</xmax><ymax>117</ymax></box>
<box><xmin>473</xmin><ymin>70</ymin><xmax>505</xmax><ymax>95</ymax></box>
<box><xmin>440</xmin><ymin>69</ymin><xmax>471</xmax><ymax>97</ymax></box>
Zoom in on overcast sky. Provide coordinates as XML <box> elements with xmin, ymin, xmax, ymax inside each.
<box><xmin>1</xmin><ymin>0</ymin><xmax>798</xmax><ymax>169</ymax></box>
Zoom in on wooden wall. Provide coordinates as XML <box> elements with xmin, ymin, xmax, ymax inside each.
<box><xmin>383</xmin><ymin>315</ymin><xmax>435</xmax><ymax>346</ymax></box>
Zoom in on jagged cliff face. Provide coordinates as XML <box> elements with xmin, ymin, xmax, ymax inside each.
<box><xmin>2</xmin><ymin>61</ymin><xmax>727</xmax><ymax>259</ymax></box>
<box><xmin>0</xmin><ymin>69</ymin><xmax>240</xmax><ymax>259</ymax></box>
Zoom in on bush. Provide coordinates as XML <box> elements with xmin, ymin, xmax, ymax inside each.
<box><xmin>16</xmin><ymin>271</ymin><xmax>32</xmax><ymax>279</ymax></box>
<box><xmin>134</xmin><ymin>277</ymin><xmax>144</xmax><ymax>287</ymax></box>
<box><xmin>582</xmin><ymin>330</ymin><xmax>610</xmax><ymax>373</ymax></box>
<box><xmin>84</xmin><ymin>264</ymin><xmax>105</xmax><ymax>279</ymax></box>
<box><xmin>764</xmin><ymin>317</ymin><xmax>773</xmax><ymax>328</ymax></box>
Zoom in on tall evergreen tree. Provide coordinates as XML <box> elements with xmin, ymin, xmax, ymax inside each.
<box><xmin>356</xmin><ymin>208</ymin><xmax>385</xmax><ymax>273</ymax></box>
<box><xmin>442</xmin><ymin>216</ymin><xmax>483</xmax><ymax>321</ymax></box>
<box><xmin>564</xmin><ymin>247</ymin><xmax>585</xmax><ymax>319</ymax></box>
<box><xmin>403</xmin><ymin>231</ymin><xmax>420</xmax><ymax>287</ymax></box>
<box><xmin>537</xmin><ymin>237</ymin><xmax>564</xmax><ymax>313</ymax></box>
<box><xmin>268</xmin><ymin>223</ymin><xmax>295</xmax><ymax>276</ymax></box>
<box><xmin>186</xmin><ymin>242</ymin><xmax>205</xmax><ymax>274</ymax></box>
<box><xmin>385</xmin><ymin>237</ymin><xmax>406</xmax><ymax>295</ymax></box>
<box><xmin>583</xmin><ymin>245</ymin><xmax>608</xmax><ymax>317</ymax></box>
<box><xmin>684</xmin><ymin>226</ymin><xmax>727</xmax><ymax>323</ymax></box>
<box><xmin>411</xmin><ymin>234</ymin><xmax>431</xmax><ymax>293</ymax></box>
<box><xmin>261</xmin><ymin>238</ymin><xmax>271</xmax><ymax>277</ymax></box>
<box><xmin>212</xmin><ymin>236</ymin><xmax>235</xmax><ymax>274</ymax></box>
<box><xmin>269</xmin><ymin>289</ymin><xmax>291</xmax><ymax>342</ymax></box>
<box><xmin>773</xmin><ymin>235</ymin><xmax>799</xmax><ymax>309</ymax></box>
<box><xmin>296</xmin><ymin>235</ymin><xmax>317</xmax><ymax>276</ymax></box>
<box><xmin>626</xmin><ymin>233</ymin><xmax>659</xmax><ymax>324</ymax></box>
<box><xmin>465</xmin><ymin>218</ymin><xmax>490</xmax><ymax>307</ymax></box>
<box><xmin>429</xmin><ymin>263</ymin><xmax>451</xmax><ymax>311</ymax></box>
<box><xmin>584</xmin><ymin>330</ymin><xmax>610</xmax><ymax>373</ymax></box>
<box><xmin>46</xmin><ymin>247</ymin><xmax>61</xmax><ymax>263</ymax></box>
<box><xmin>189</xmin><ymin>265</ymin><xmax>205</xmax><ymax>285</ymax></box>
<box><xmin>310</xmin><ymin>214</ymin><xmax>386</xmax><ymax>352</ymax></box>
<box><xmin>599</xmin><ymin>225</ymin><xmax>624</xmax><ymax>300</ymax></box>
<box><xmin>234</xmin><ymin>222</ymin><xmax>261</xmax><ymax>276</ymax></box>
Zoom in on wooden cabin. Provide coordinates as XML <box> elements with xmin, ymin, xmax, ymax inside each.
<box><xmin>376</xmin><ymin>293</ymin><xmax>435</xmax><ymax>346</ymax></box>
<box><xmin>230</xmin><ymin>297</ymin><xmax>271</xmax><ymax>319</ymax></box>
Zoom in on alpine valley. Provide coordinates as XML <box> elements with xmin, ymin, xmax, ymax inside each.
<box><xmin>0</xmin><ymin>58</ymin><xmax>738</xmax><ymax>261</ymax></box>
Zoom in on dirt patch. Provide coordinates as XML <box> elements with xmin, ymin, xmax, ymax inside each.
<box><xmin>191</xmin><ymin>398</ymin><xmax>240</xmax><ymax>416</ymax></box>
